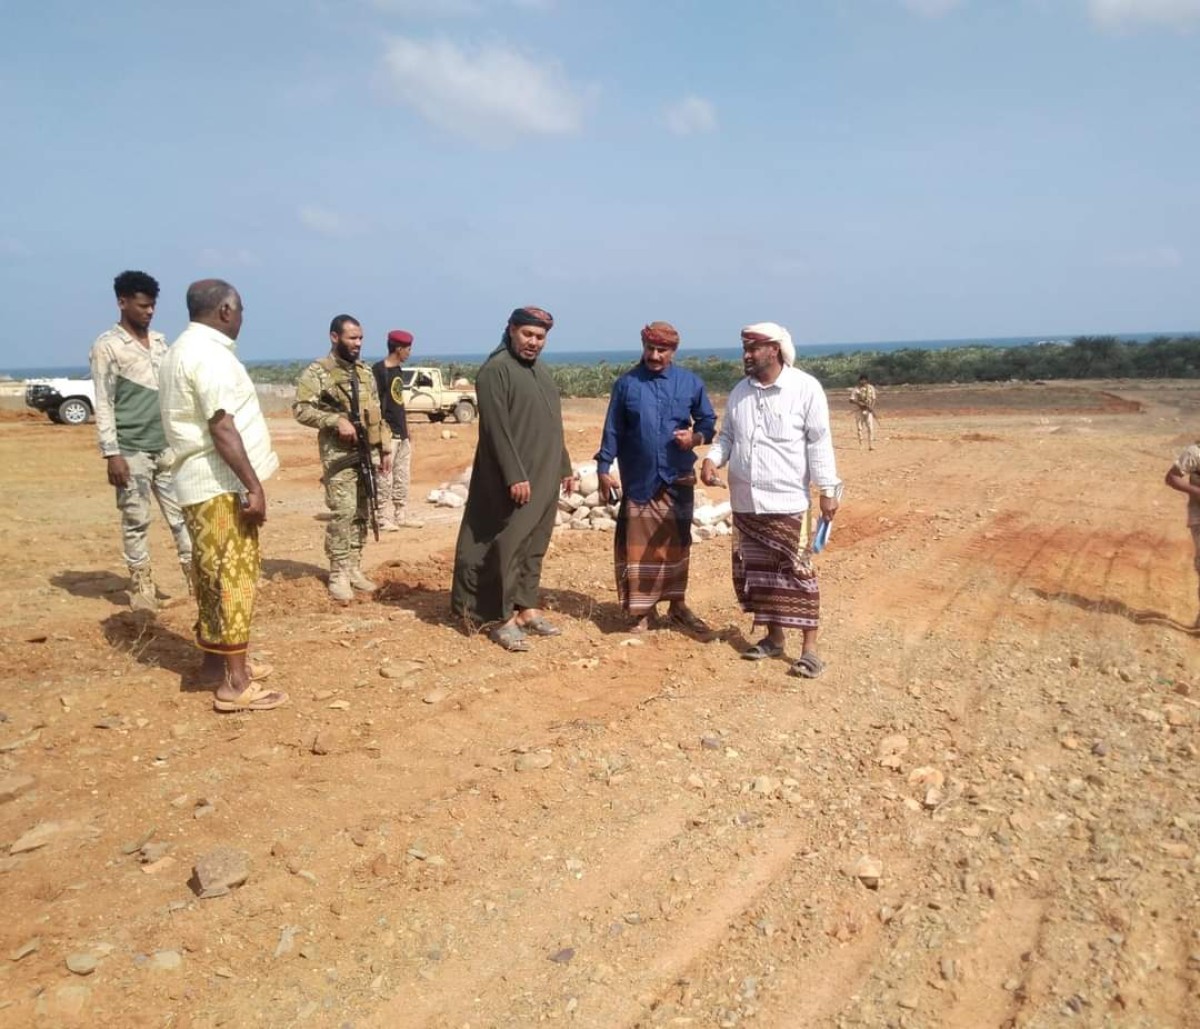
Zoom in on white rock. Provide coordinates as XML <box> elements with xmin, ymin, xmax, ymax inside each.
<box><xmin>577</xmin><ymin>473</ymin><xmax>600</xmax><ymax>496</ymax></box>
<box><xmin>448</xmin><ymin>483</ymin><xmax>469</xmax><ymax>499</ymax></box>
<box><xmin>694</xmin><ymin>525</ymin><xmax>716</xmax><ymax>541</ymax></box>
<box><xmin>714</xmin><ymin>522</ymin><xmax>731</xmax><ymax>536</ymax></box>
<box><xmin>437</xmin><ymin>493</ymin><xmax>465</xmax><ymax>509</ymax></box>
<box><xmin>583</xmin><ymin>491</ymin><xmax>602</xmax><ymax>507</ymax></box>
<box><xmin>591</xmin><ymin>517</ymin><xmax>616</xmax><ymax>531</ymax></box>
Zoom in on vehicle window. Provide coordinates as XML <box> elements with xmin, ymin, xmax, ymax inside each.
<box><xmin>400</xmin><ymin>370</ymin><xmax>415</xmax><ymax>387</ymax></box>
<box><xmin>417</xmin><ymin>374</ymin><xmax>433</xmax><ymax>387</ymax></box>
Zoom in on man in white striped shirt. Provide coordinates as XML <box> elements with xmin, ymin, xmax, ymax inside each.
<box><xmin>701</xmin><ymin>323</ymin><xmax>842</xmax><ymax>678</ymax></box>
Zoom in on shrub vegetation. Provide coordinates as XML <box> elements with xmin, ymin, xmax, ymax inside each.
<box><xmin>248</xmin><ymin>336</ymin><xmax>1200</xmax><ymax>397</ymax></box>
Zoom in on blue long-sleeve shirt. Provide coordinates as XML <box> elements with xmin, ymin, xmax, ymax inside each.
<box><xmin>594</xmin><ymin>362</ymin><xmax>717</xmax><ymax>504</ymax></box>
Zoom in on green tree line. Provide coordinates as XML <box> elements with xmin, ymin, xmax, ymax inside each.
<box><xmin>248</xmin><ymin>335</ymin><xmax>1200</xmax><ymax>397</ymax></box>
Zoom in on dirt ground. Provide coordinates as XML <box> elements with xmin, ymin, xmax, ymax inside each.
<box><xmin>1</xmin><ymin>380</ymin><xmax>1198</xmax><ymax>1029</ymax></box>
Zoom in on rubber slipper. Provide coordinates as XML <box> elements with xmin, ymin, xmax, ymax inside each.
<box><xmin>741</xmin><ymin>639</ymin><xmax>785</xmax><ymax>661</ymax></box>
<box><xmin>788</xmin><ymin>652</ymin><xmax>826</xmax><ymax>679</ymax></box>
<box><xmin>489</xmin><ymin>624</ymin><xmax>531</xmax><ymax>651</ymax></box>
<box><xmin>520</xmin><ymin>616</ymin><xmax>562</xmax><ymax>637</ymax></box>
<box><xmin>213</xmin><ymin>682</ymin><xmax>289</xmax><ymax>712</ymax></box>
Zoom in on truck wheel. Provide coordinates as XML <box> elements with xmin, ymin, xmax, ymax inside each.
<box><xmin>453</xmin><ymin>401</ymin><xmax>476</xmax><ymax>424</ymax></box>
<box><xmin>58</xmin><ymin>398</ymin><xmax>92</xmax><ymax>425</ymax></box>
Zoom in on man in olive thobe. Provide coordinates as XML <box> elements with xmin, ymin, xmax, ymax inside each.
<box><xmin>450</xmin><ymin>306</ymin><xmax>575</xmax><ymax>651</ymax></box>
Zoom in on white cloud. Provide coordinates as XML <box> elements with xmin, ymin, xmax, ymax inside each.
<box><xmin>1088</xmin><ymin>0</ymin><xmax>1200</xmax><ymax>30</ymax></box>
<box><xmin>1103</xmin><ymin>245</ymin><xmax>1184</xmax><ymax>269</ymax></box>
<box><xmin>298</xmin><ymin>205</ymin><xmax>355</xmax><ymax>237</ymax></box>
<box><xmin>380</xmin><ymin>35</ymin><xmax>585</xmax><ymax>143</ymax></box>
<box><xmin>900</xmin><ymin>0</ymin><xmax>964</xmax><ymax>17</ymax></box>
<box><xmin>663</xmin><ymin>96</ymin><xmax>717</xmax><ymax>137</ymax></box>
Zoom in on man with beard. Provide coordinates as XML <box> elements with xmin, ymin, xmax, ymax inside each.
<box><xmin>450</xmin><ymin>306</ymin><xmax>575</xmax><ymax>651</ymax></box>
<box><xmin>595</xmin><ymin>321</ymin><xmax>716</xmax><ymax>633</ymax></box>
<box><xmin>90</xmin><ymin>270</ymin><xmax>193</xmax><ymax>612</ymax></box>
<box><xmin>701</xmin><ymin>323</ymin><xmax>842</xmax><ymax>679</ymax></box>
<box><xmin>294</xmin><ymin>315</ymin><xmax>392</xmax><ymax>603</ymax></box>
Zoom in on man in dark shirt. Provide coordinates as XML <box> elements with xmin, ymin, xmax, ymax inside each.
<box><xmin>451</xmin><ymin>306</ymin><xmax>575</xmax><ymax>650</ymax></box>
<box><xmin>595</xmin><ymin>321</ymin><xmax>717</xmax><ymax>634</ymax></box>
<box><xmin>373</xmin><ymin>329</ymin><xmax>424</xmax><ymax>530</ymax></box>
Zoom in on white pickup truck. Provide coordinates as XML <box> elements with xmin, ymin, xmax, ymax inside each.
<box><xmin>24</xmin><ymin>377</ymin><xmax>96</xmax><ymax>424</ymax></box>
<box><xmin>401</xmin><ymin>367</ymin><xmax>477</xmax><ymax>423</ymax></box>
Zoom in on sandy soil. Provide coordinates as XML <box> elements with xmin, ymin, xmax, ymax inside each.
<box><xmin>1</xmin><ymin>380</ymin><xmax>1198</xmax><ymax>1028</ymax></box>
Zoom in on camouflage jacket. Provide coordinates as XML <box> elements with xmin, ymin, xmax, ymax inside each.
<box><xmin>293</xmin><ymin>352</ymin><xmax>392</xmax><ymax>469</ymax></box>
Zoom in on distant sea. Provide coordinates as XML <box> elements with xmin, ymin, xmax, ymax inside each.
<box><xmin>4</xmin><ymin>331</ymin><xmax>1190</xmax><ymax>380</ymax></box>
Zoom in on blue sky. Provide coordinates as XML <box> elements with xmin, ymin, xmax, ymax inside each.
<box><xmin>1</xmin><ymin>0</ymin><xmax>1197</xmax><ymax>368</ymax></box>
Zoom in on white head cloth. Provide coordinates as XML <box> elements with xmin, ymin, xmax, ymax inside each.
<box><xmin>741</xmin><ymin>321</ymin><xmax>795</xmax><ymax>367</ymax></box>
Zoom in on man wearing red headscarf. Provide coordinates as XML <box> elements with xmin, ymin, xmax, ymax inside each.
<box><xmin>451</xmin><ymin>307</ymin><xmax>575</xmax><ymax>651</ymax></box>
<box><xmin>595</xmin><ymin>321</ymin><xmax>716</xmax><ymax>633</ymax></box>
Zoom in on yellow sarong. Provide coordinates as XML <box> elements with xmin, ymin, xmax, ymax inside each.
<box><xmin>182</xmin><ymin>492</ymin><xmax>259</xmax><ymax>655</ymax></box>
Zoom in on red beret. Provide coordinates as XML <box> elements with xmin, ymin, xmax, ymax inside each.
<box><xmin>387</xmin><ymin>329</ymin><xmax>413</xmax><ymax>347</ymax></box>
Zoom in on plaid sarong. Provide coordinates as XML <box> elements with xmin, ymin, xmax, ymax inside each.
<box><xmin>614</xmin><ymin>484</ymin><xmax>694</xmax><ymax>616</ymax></box>
<box><xmin>182</xmin><ymin>492</ymin><xmax>260</xmax><ymax>655</ymax></box>
<box><xmin>731</xmin><ymin>511</ymin><xmax>819</xmax><ymax>629</ymax></box>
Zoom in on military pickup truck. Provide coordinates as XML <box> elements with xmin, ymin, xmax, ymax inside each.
<box><xmin>25</xmin><ymin>376</ymin><xmax>96</xmax><ymax>424</ymax></box>
<box><xmin>401</xmin><ymin>367</ymin><xmax>477</xmax><ymax>423</ymax></box>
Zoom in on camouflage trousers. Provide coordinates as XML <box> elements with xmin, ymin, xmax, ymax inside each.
<box><xmin>1191</xmin><ymin>525</ymin><xmax>1200</xmax><ymax>602</ymax></box>
<box><xmin>854</xmin><ymin>409</ymin><xmax>877</xmax><ymax>446</ymax></box>
<box><xmin>115</xmin><ymin>449</ymin><xmax>193</xmax><ymax>571</ymax></box>
<box><xmin>376</xmin><ymin>438</ymin><xmax>413</xmax><ymax>522</ymax></box>
<box><xmin>324</xmin><ymin>463</ymin><xmax>369</xmax><ymax>563</ymax></box>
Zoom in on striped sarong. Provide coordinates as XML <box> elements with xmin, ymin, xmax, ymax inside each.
<box><xmin>181</xmin><ymin>492</ymin><xmax>260</xmax><ymax>655</ymax></box>
<box><xmin>731</xmin><ymin>511</ymin><xmax>819</xmax><ymax>629</ymax></box>
<box><xmin>614</xmin><ymin>484</ymin><xmax>694</xmax><ymax>616</ymax></box>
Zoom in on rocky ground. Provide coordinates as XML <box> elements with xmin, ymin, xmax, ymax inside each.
<box><xmin>0</xmin><ymin>380</ymin><xmax>1197</xmax><ymax>1028</ymax></box>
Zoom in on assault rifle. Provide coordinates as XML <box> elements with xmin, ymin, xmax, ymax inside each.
<box><xmin>850</xmin><ymin>395</ymin><xmax>883</xmax><ymax>425</ymax></box>
<box><xmin>319</xmin><ymin>387</ymin><xmax>381</xmax><ymax>541</ymax></box>
<box><xmin>350</xmin><ymin>406</ymin><xmax>380</xmax><ymax>542</ymax></box>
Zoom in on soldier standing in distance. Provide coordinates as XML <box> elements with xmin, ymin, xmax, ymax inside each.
<box><xmin>848</xmin><ymin>373</ymin><xmax>878</xmax><ymax>450</ymax></box>
<box><xmin>89</xmin><ymin>270</ymin><xmax>193</xmax><ymax>612</ymax></box>
<box><xmin>293</xmin><ymin>315</ymin><xmax>392</xmax><ymax>603</ymax></box>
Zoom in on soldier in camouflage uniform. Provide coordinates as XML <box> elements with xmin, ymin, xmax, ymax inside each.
<box><xmin>848</xmin><ymin>374</ymin><xmax>878</xmax><ymax>450</ymax></box>
<box><xmin>293</xmin><ymin>315</ymin><xmax>393</xmax><ymax>603</ymax></box>
<box><xmin>90</xmin><ymin>269</ymin><xmax>194</xmax><ymax>613</ymax></box>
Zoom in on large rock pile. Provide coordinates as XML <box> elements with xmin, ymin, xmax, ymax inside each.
<box><xmin>557</xmin><ymin>463</ymin><xmax>734</xmax><ymax>542</ymax></box>
<box><xmin>426</xmin><ymin>462</ymin><xmax>734</xmax><ymax>542</ymax></box>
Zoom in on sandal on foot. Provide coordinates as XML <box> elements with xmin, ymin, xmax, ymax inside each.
<box><xmin>741</xmin><ymin>639</ymin><xmax>785</xmax><ymax>661</ymax></box>
<box><xmin>788</xmin><ymin>653</ymin><xmax>826</xmax><ymax>679</ymax></box>
<box><xmin>489</xmin><ymin>624</ymin><xmax>531</xmax><ymax>651</ymax></box>
<box><xmin>213</xmin><ymin>682</ymin><xmax>289</xmax><ymax>713</ymax></box>
<box><xmin>519</xmin><ymin>615</ymin><xmax>562</xmax><ymax>638</ymax></box>
<box><xmin>188</xmin><ymin>660</ymin><xmax>273</xmax><ymax>689</ymax></box>
<box><xmin>668</xmin><ymin>607</ymin><xmax>713</xmax><ymax>637</ymax></box>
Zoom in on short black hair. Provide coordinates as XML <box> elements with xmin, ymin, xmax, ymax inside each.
<box><xmin>186</xmin><ymin>279</ymin><xmax>238</xmax><ymax>319</ymax></box>
<box><xmin>114</xmin><ymin>270</ymin><xmax>159</xmax><ymax>300</ymax></box>
<box><xmin>858</xmin><ymin>374</ymin><xmax>869</xmax><ymax>382</ymax></box>
<box><xmin>330</xmin><ymin>314</ymin><xmax>361</xmax><ymax>337</ymax></box>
